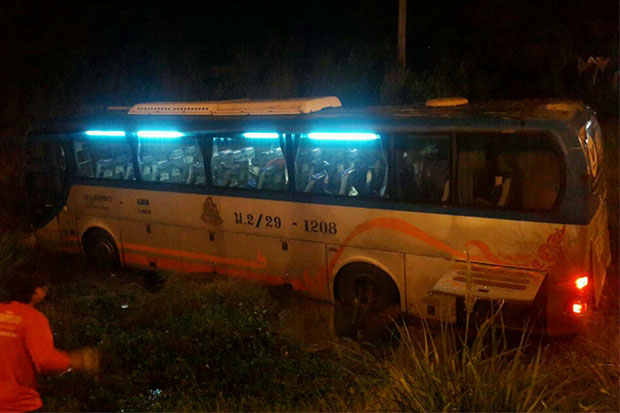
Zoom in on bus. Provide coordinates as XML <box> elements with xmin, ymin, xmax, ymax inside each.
<box><xmin>25</xmin><ymin>96</ymin><xmax>611</xmax><ymax>335</ymax></box>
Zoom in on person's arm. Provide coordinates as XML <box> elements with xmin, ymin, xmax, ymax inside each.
<box><xmin>25</xmin><ymin>313</ymin><xmax>99</xmax><ymax>373</ymax></box>
<box><xmin>24</xmin><ymin>313</ymin><xmax>70</xmax><ymax>373</ymax></box>
<box><xmin>67</xmin><ymin>348</ymin><xmax>100</xmax><ymax>372</ymax></box>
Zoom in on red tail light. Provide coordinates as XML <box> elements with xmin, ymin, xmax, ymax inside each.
<box><xmin>572</xmin><ymin>301</ymin><xmax>586</xmax><ymax>314</ymax></box>
<box><xmin>575</xmin><ymin>276</ymin><xmax>589</xmax><ymax>290</ymax></box>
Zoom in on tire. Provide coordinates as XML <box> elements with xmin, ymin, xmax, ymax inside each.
<box><xmin>334</xmin><ymin>263</ymin><xmax>401</xmax><ymax>342</ymax></box>
<box><xmin>83</xmin><ymin>229</ymin><xmax>119</xmax><ymax>271</ymax></box>
<box><xmin>335</xmin><ymin>263</ymin><xmax>400</xmax><ymax>313</ymax></box>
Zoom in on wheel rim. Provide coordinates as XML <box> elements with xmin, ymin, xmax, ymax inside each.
<box><xmin>93</xmin><ymin>240</ymin><xmax>115</xmax><ymax>270</ymax></box>
<box><xmin>352</xmin><ymin>274</ymin><xmax>380</xmax><ymax>312</ymax></box>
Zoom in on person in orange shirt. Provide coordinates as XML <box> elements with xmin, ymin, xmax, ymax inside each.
<box><xmin>0</xmin><ymin>269</ymin><xmax>100</xmax><ymax>412</ymax></box>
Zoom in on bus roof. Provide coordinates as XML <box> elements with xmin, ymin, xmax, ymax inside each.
<box><xmin>124</xmin><ymin>97</ymin><xmax>587</xmax><ymax>121</ymax></box>
<box><xmin>30</xmin><ymin>98</ymin><xmax>592</xmax><ymax>137</ymax></box>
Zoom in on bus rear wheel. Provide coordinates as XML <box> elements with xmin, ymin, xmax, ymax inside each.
<box><xmin>83</xmin><ymin>229</ymin><xmax>119</xmax><ymax>271</ymax></box>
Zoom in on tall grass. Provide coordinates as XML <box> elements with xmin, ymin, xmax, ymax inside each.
<box><xmin>386</xmin><ymin>314</ymin><xmax>571</xmax><ymax>412</ymax></box>
<box><xmin>384</xmin><ymin>254</ymin><xmax>570</xmax><ymax>412</ymax></box>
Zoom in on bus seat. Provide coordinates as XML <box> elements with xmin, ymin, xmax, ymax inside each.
<box><xmin>496</xmin><ymin>152</ymin><xmax>518</xmax><ymax>207</ymax></box>
<box><xmin>74</xmin><ymin>142</ymin><xmax>93</xmax><ymax>177</ymax></box>
<box><xmin>95</xmin><ymin>158</ymin><xmax>114</xmax><ymax>178</ymax></box>
<box><xmin>338</xmin><ymin>167</ymin><xmax>357</xmax><ymax>195</ymax></box>
<box><xmin>496</xmin><ymin>177</ymin><xmax>512</xmax><ymax>207</ymax></box>
<box><xmin>140</xmin><ymin>155</ymin><xmax>155</xmax><ymax>181</ymax></box>
<box><xmin>295</xmin><ymin>150</ymin><xmax>313</xmax><ymax>191</ymax></box>
<box><xmin>228</xmin><ymin>164</ymin><xmax>242</xmax><ymax>187</ymax></box>
<box><xmin>220</xmin><ymin>150</ymin><xmax>234</xmax><ymax>167</ymax></box>
<box><xmin>441</xmin><ymin>180</ymin><xmax>450</xmax><ymax>202</ymax></box>
<box><xmin>169</xmin><ymin>151</ymin><xmax>187</xmax><ymax>183</ymax></box>
<box><xmin>257</xmin><ymin>166</ymin><xmax>274</xmax><ymax>189</ymax></box>
<box><xmin>519</xmin><ymin>153</ymin><xmax>560</xmax><ymax>210</ymax></box>
<box><xmin>327</xmin><ymin>160</ymin><xmax>345</xmax><ymax>193</ymax></box>
<box><xmin>194</xmin><ymin>173</ymin><xmax>206</xmax><ymax>185</ymax></box>
<box><xmin>184</xmin><ymin>146</ymin><xmax>197</xmax><ymax>164</ymax></box>
<box><xmin>169</xmin><ymin>166</ymin><xmax>184</xmax><ymax>183</ymax></box>
<box><xmin>124</xmin><ymin>163</ymin><xmax>135</xmax><ymax>180</ymax></box>
<box><xmin>345</xmin><ymin>148</ymin><xmax>359</xmax><ymax>169</ymax></box>
<box><xmin>113</xmin><ymin>155</ymin><xmax>130</xmax><ymax>179</ymax></box>
<box><xmin>242</xmin><ymin>147</ymin><xmax>255</xmax><ymax>164</ymax></box>
<box><xmin>296</xmin><ymin>151</ymin><xmax>311</xmax><ymax>189</ymax></box>
<box><xmin>297</xmin><ymin>148</ymin><xmax>324</xmax><ymax>191</ymax></box>
<box><xmin>170</xmin><ymin>148</ymin><xmax>184</xmax><ymax>160</ymax></box>
<box><xmin>213</xmin><ymin>150</ymin><xmax>233</xmax><ymax>185</ymax></box>
<box><xmin>187</xmin><ymin>162</ymin><xmax>205</xmax><ymax>185</ymax></box>
<box><xmin>304</xmin><ymin>171</ymin><xmax>328</xmax><ymax>193</ymax></box>
<box><xmin>156</xmin><ymin>160</ymin><xmax>170</xmax><ymax>182</ymax></box>
<box><xmin>362</xmin><ymin>159</ymin><xmax>387</xmax><ymax>197</ymax></box>
<box><xmin>473</xmin><ymin>171</ymin><xmax>513</xmax><ymax>207</ymax></box>
<box><xmin>258</xmin><ymin>164</ymin><xmax>286</xmax><ymax>191</ymax></box>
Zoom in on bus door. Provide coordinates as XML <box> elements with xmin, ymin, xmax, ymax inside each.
<box><xmin>71</xmin><ymin>135</ymin><xmax>132</xmax><ymax>258</ymax></box>
<box><xmin>25</xmin><ymin>139</ymin><xmax>74</xmax><ymax>248</ymax></box>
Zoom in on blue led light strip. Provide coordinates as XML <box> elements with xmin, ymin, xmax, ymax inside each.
<box><xmin>137</xmin><ymin>131</ymin><xmax>184</xmax><ymax>138</ymax></box>
<box><xmin>242</xmin><ymin>132</ymin><xmax>280</xmax><ymax>139</ymax></box>
<box><xmin>307</xmin><ymin>133</ymin><xmax>379</xmax><ymax>141</ymax></box>
<box><xmin>84</xmin><ymin>130</ymin><xmax>126</xmax><ymax>137</ymax></box>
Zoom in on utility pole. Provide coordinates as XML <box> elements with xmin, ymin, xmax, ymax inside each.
<box><xmin>398</xmin><ymin>0</ymin><xmax>407</xmax><ymax>68</ymax></box>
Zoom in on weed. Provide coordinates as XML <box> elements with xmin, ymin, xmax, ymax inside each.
<box><xmin>38</xmin><ymin>270</ymin><xmax>379</xmax><ymax>412</ymax></box>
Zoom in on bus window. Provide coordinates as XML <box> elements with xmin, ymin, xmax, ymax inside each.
<box><xmin>211</xmin><ymin>134</ymin><xmax>287</xmax><ymax>191</ymax></box>
<box><xmin>394</xmin><ymin>134</ymin><xmax>450</xmax><ymax>203</ymax></box>
<box><xmin>457</xmin><ymin>133</ymin><xmax>561</xmax><ymax>210</ymax></box>
<box><xmin>138</xmin><ymin>137</ymin><xmax>205</xmax><ymax>185</ymax></box>
<box><xmin>294</xmin><ymin>133</ymin><xmax>388</xmax><ymax>197</ymax></box>
<box><xmin>74</xmin><ymin>139</ymin><xmax>135</xmax><ymax>180</ymax></box>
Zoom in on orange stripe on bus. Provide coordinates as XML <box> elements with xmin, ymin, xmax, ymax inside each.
<box><xmin>122</xmin><ymin>242</ymin><xmax>267</xmax><ymax>269</ymax></box>
<box><xmin>123</xmin><ymin>252</ymin><xmax>327</xmax><ymax>296</ymax></box>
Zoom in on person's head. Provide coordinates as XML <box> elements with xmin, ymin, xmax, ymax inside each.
<box><xmin>5</xmin><ymin>267</ymin><xmax>48</xmax><ymax>305</ymax></box>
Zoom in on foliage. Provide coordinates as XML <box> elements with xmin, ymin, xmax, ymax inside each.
<box><xmin>0</xmin><ymin>132</ymin><xmax>28</xmax><ymax>231</ymax></box>
<box><xmin>380</xmin><ymin>61</ymin><xmax>499</xmax><ymax>105</ymax></box>
<box><xmin>385</xmin><ymin>315</ymin><xmax>569</xmax><ymax>412</ymax></box>
<box><xmin>38</xmin><ymin>269</ymin><xmax>381</xmax><ymax>412</ymax></box>
<box><xmin>0</xmin><ymin>231</ymin><xmax>33</xmax><ymax>300</ymax></box>
<box><xmin>0</xmin><ymin>242</ymin><xmax>617</xmax><ymax>411</ymax></box>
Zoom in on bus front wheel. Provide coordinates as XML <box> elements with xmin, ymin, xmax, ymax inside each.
<box><xmin>83</xmin><ymin>229</ymin><xmax>119</xmax><ymax>271</ymax></box>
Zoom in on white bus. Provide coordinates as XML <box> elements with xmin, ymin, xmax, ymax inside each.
<box><xmin>25</xmin><ymin>97</ymin><xmax>611</xmax><ymax>334</ymax></box>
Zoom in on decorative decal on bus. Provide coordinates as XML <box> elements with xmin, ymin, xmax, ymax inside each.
<box><xmin>200</xmin><ymin>197</ymin><xmax>223</xmax><ymax>226</ymax></box>
<box><xmin>532</xmin><ymin>226</ymin><xmax>566</xmax><ymax>270</ymax></box>
<box><xmin>327</xmin><ymin>217</ymin><xmax>566</xmax><ymax>274</ymax></box>
<box><xmin>83</xmin><ymin>194</ymin><xmax>113</xmax><ymax>211</ymax></box>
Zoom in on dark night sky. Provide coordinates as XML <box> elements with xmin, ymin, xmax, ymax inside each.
<box><xmin>0</xmin><ymin>0</ymin><xmax>618</xmax><ymax>124</ymax></box>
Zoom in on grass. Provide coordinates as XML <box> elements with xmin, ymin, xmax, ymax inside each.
<box><xmin>26</xmin><ymin>260</ymin><xmax>383</xmax><ymax>412</ymax></box>
<box><xmin>1</xmin><ymin>240</ymin><xmax>617</xmax><ymax>411</ymax></box>
<box><xmin>386</xmin><ymin>321</ymin><xmax>566</xmax><ymax>412</ymax></box>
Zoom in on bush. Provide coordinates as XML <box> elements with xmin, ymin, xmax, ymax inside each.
<box><xmin>385</xmin><ymin>313</ymin><xmax>570</xmax><ymax>412</ymax></box>
<box><xmin>39</xmin><ymin>273</ymin><xmax>380</xmax><ymax>412</ymax></box>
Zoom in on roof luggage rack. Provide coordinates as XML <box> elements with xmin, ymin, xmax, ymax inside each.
<box><xmin>128</xmin><ymin>96</ymin><xmax>342</xmax><ymax>116</ymax></box>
